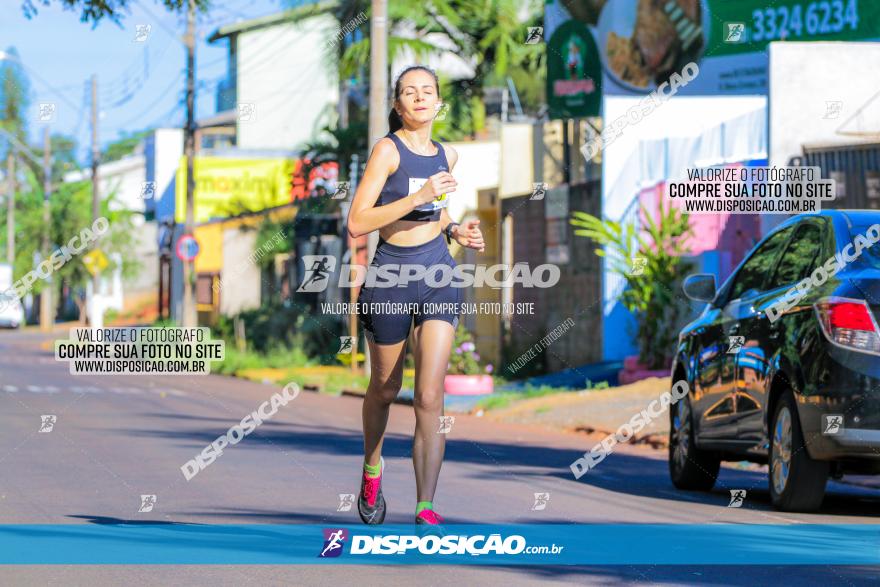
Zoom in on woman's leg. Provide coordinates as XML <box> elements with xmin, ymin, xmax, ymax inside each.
<box><xmin>362</xmin><ymin>337</ymin><xmax>407</xmax><ymax>467</ymax></box>
<box><xmin>410</xmin><ymin>319</ymin><xmax>455</xmax><ymax>504</ymax></box>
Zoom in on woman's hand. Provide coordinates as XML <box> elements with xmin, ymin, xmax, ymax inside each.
<box><xmin>413</xmin><ymin>171</ymin><xmax>457</xmax><ymax>207</ymax></box>
<box><xmin>454</xmin><ymin>219</ymin><xmax>484</xmax><ymax>252</ymax></box>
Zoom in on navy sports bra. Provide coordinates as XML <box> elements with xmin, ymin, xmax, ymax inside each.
<box><xmin>376</xmin><ymin>132</ymin><xmax>450</xmax><ymax>222</ymax></box>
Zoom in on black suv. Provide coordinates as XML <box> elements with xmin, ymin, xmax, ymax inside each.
<box><xmin>669</xmin><ymin>210</ymin><xmax>880</xmax><ymax>512</ymax></box>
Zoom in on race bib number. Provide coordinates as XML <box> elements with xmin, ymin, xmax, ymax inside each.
<box><xmin>409</xmin><ymin>177</ymin><xmax>449</xmax><ymax>212</ymax></box>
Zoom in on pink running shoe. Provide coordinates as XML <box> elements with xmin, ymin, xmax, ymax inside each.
<box><xmin>358</xmin><ymin>457</ymin><xmax>386</xmax><ymax>525</ymax></box>
<box><xmin>415</xmin><ymin>509</ymin><xmax>444</xmax><ymax>525</ymax></box>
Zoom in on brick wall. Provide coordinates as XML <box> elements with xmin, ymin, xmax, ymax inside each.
<box><xmin>500</xmin><ymin>181</ymin><xmax>603</xmax><ymax>377</ymax></box>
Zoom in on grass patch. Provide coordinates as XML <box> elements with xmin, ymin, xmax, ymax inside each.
<box><xmin>213</xmin><ymin>346</ymin><xmax>311</xmax><ymax>376</ymax></box>
<box><xmin>282</xmin><ymin>369</ymin><xmax>373</xmax><ymax>395</ymax></box>
<box><xmin>211</xmin><ymin>343</ymin><xmax>422</xmax><ymax>396</ymax></box>
<box><xmin>474</xmin><ymin>384</ymin><xmax>561</xmax><ymax>412</ymax></box>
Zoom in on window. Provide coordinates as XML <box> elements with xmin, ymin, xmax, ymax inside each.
<box><xmin>850</xmin><ymin>224</ymin><xmax>880</xmax><ymax>269</ymax></box>
<box><xmin>772</xmin><ymin>223</ymin><xmax>822</xmax><ymax>286</ymax></box>
<box><xmin>196</xmin><ymin>273</ymin><xmax>218</xmax><ymax>306</ymax></box>
<box><xmin>729</xmin><ymin>227</ymin><xmax>793</xmax><ymax>301</ymax></box>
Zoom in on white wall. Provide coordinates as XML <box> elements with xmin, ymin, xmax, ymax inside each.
<box><xmin>236</xmin><ymin>14</ymin><xmax>339</xmax><ymax>152</ymax></box>
<box><xmin>603</xmin><ymin>95</ymin><xmax>767</xmax><ymax>221</ymax></box>
<box><xmin>97</xmin><ymin>155</ymin><xmax>147</xmax><ymax>220</ymax></box>
<box><xmin>444</xmin><ymin>140</ymin><xmax>500</xmax><ymax>221</ymax></box>
<box><xmin>499</xmin><ymin>123</ymin><xmax>534</xmax><ymax>198</ymax></box>
<box><xmin>149</xmin><ymin>128</ymin><xmax>184</xmax><ymax>224</ymax></box>
<box><xmin>770</xmin><ymin>41</ymin><xmax>880</xmax><ymax>169</ymax></box>
<box><xmin>220</xmin><ymin>227</ymin><xmax>261</xmax><ymax>315</ymax></box>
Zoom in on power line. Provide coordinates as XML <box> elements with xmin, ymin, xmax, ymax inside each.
<box><xmin>11</xmin><ymin>58</ymin><xmax>83</xmax><ymax>114</ymax></box>
<box><xmin>111</xmin><ymin>70</ymin><xmax>185</xmax><ymax>131</ymax></box>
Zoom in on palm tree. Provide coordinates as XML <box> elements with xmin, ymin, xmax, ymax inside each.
<box><xmin>330</xmin><ymin>0</ymin><xmax>545</xmax><ymax>140</ymax></box>
<box><xmin>299</xmin><ymin>120</ymin><xmax>367</xmax><ymax>187</ymax></box>
<box><xmin>571</xmin><ymin>201</ymin><xmax>693</xmax><ymax>369</ymax></box>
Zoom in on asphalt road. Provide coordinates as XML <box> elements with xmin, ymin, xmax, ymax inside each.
<box><xmin>3</xmin><ymin>327</ymin><xmax>880</xmax><ymax>585</ymax></box>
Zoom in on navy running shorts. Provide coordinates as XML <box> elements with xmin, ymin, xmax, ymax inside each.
<box><xmin>357</xmin><ymin>234</ymin><xmax>463</xmax><ymax>345</ymax></box>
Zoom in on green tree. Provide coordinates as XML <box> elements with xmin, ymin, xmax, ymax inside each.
<box><xmin>0</xmin><ymin>46</ymin><xmax>31</xmax><ymax>158</ymax></box>
<box><xmin>300</xmin><ymin>120</ymin><xmax>367</xmax><ymax>185</ymax></box>
<box><xmin>571</xmin><ymin>201</ymin><xmax>694</xmax><ymax>370</ymax></box>
<box><xmin>1</xmin><ymin>169</ymin><xmax>139</xmax><ymax>321</ymax></box>
<box><xmin>323</xmin><ymin>0</ymin><xmax>544</xmax><ymax>141</ymax></box>
<box><xmin>20</xmin><ymin>0</ymin><xmax>211</xmax><ymax>25</ymax></box>
<box><xmin>103</xmin><ymin>130</ymin><xmax>150</xmax><ymax>163</ymax></box>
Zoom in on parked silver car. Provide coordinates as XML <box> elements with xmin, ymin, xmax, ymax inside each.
<box><xmin>0</xmin><ymin>293</ymin><xmax>24</xmax><ymax>329</ymax></box>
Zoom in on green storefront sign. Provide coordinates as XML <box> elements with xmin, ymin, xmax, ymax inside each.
<box><xmin>544</xmin><ymin>0</ymin><xmax>880</xmax><ymax>114</ymax></box>
<box><xmin>546</xmin><ymin>20</ymin><xmax>602</xmax><ymax>119</ymax></box>
<box><xmin>709</xmin><ymin>0</ymin><xmax>880</xmax><ymax>56</ymax></box>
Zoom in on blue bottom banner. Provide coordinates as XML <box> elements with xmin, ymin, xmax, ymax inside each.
<box><xmin>1</xmin><ymin>524</ymin><xmax>879</xmax><ymax>565</ymax></box>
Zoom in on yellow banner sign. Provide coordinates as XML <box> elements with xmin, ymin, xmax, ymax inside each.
<box><xmin>175</xmin><ymin>157</ymin><xmax>295</xmax><ymax>223</ymax></box>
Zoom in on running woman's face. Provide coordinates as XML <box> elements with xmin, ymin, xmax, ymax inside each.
<box><xmin>394</xmin><ymin>69</ymin><xmax>441</xmax><ymax>127</ymax></box>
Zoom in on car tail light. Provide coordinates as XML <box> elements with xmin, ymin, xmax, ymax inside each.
<box><xmin>814</xmin><ymin>298</ymin><xmax>880</xmax><ymax>354</ymax></box>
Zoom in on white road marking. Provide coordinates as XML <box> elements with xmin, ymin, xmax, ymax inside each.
<box><xmin>109</xmin><ymin>387</ymin><xmax>143</xmax><ymax>395</ymax></box>
<box><xmin>161</xmin><ymin>388</ymin><xmax>186</xmax><ymax>397</ymax></box>
<box><xmin>2</xmin><ymin>384</ymin><xmax>185</xmax><ymax>396</ymax></box>
<box><xmin>71</xmin><ymin>386</ymin><xmax>102</xmax><ymax>394</ymax></box>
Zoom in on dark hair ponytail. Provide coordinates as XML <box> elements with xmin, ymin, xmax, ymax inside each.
<box><xmin>388</xmin><ymin>108</ymin><xmax>403</xmax><ymax>133</ymax></box>
<box><xmin>388</xmin><ymin>65</ymin><xmax>440</xmax><ymax>134</ymax></box>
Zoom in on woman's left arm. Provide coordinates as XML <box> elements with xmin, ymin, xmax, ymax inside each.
<box><xmin>439</xmin><ymin>144</ymin><xmax>484</xmax><ymax>253</ymax></box>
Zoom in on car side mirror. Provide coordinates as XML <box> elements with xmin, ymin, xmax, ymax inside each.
<box><xmin>683</xmin><ymin>273</ymin><xmax>717</xmax><ymax>303</ymax></box>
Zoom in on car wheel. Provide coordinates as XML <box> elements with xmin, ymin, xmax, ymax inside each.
<box><xmin>669</xmin><ymin>391</ymin><xmax>720</xmax><ymax>491</ymax></box>
<box><xmin>769</xmin><ymin>391</ymin><xmax>829</xmax><ymax>512</ymax></box>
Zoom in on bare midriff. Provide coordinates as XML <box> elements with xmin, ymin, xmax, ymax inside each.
<box><xmin>379</xmin><ymin>218</ymin><xmax>441</xmax><ymax>246</ymax></box>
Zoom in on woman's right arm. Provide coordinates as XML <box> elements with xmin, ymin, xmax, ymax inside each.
<box><xmin>347</xmin><ymin>138</ymin><xmax>456</xmax><ymax>238</ymax></box>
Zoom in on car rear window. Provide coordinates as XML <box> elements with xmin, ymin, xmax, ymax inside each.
<box><xmin>729</xmin><ymin>227</ymin><xmax>793</xmax><ymax>300</ymax></box>
<box><xmin>850</xmin><ymin>225</ymin><xmax>880</xmax><ymax>268</ymax></box>
<box><xmin>773</xmin><ymin>224</ymin><xmax>822</xmax><ymax>285</ymax></box>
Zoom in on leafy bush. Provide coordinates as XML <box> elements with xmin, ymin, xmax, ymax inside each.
<box><xmin>571</xmin><ymin>200</ymin><xmax>693</xmax><ymax>369</ymax></box>
<box><xmin>213</xmin><ymin>345</ymin><xmax>311</xmax><ymax>376</ymax></box>
<box><xmin>448</xmin><ymin>324</ymin><xmax>493</xmax><ymax>375</ymax></box>
<box><xmin>214</xmin><ymin>301</ymin><xmax>344</xmax><ymax>363</ymax></box>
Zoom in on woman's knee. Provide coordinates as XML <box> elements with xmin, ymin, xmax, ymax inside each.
<box><xmin>369</xmin><ymin>378</ymin><xmax>402</xmax><ymax>404</ymax></box>
<box><xmin>413</xmin><ymin>387</ymin><xmax>443</xmax><ymax>412</ymax></box>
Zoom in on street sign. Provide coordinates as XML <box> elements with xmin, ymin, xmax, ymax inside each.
<box><xmin>83</xmin><ymin>249</ymin><xmax>109</xmax><ymax>276</ymax></box>
<box><xmin>176</xmin><ymin>235</ymin><xmax>200</xmax><ymax>262</ymax></box>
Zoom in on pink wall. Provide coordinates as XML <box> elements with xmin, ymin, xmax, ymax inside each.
<box><xmin>638</xmin><ymin>163</ymin><xmax>760</xmax><ymax>282</ymax></box>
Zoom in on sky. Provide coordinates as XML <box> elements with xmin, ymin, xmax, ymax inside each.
<box><xmin>0</xmin><ymin>0</ymin><xmax>287</xmax><ymax>163</ymax></box>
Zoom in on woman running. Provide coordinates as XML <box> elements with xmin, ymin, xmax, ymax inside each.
<box><xmin>347</xmin><ymin>65</ymin><xmax>485</xmax><ymax>525</ymax></box>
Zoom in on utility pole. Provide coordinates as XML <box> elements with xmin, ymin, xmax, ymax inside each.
<box><xmin>181</xmin><ymin>0</ymin><xmax>198</xmax><ymax>328</ymax></box>
<box><xmin>90</xmin><ymin>74</ymin><xmax>100</xmax><ymax>317</ymax></box>
<box><xmin>347</xmin><ymin>154</ymin><xmax>360</xmax><ymax>371</ymax></box>
<box><xmin>338</xmin><ymin>79</ymin><xmax>349</xmax><ymax>128</ymax></box>
<box><xmin>368</xmin><ymin>0</ymin><xmax>388</xmax><ymax>250</ymax></box>
<box><xmin>6</xmin><ymin>153</ymin><xmax>13</xmax><ymax>265</ymax></box>
<box><xmin>365</xmin><ymin>0</ymin><xmax>388</xmax><ymax>374</ymax></box>
<box><xmin>40</xmin><ymin>126</ymin><xmax>51</xmax><ymax>331</ymax></box>
<box><xmin>368</xmin><ymin>0</ymin><xmax>388</xmax><ymax>176</ymax></box>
